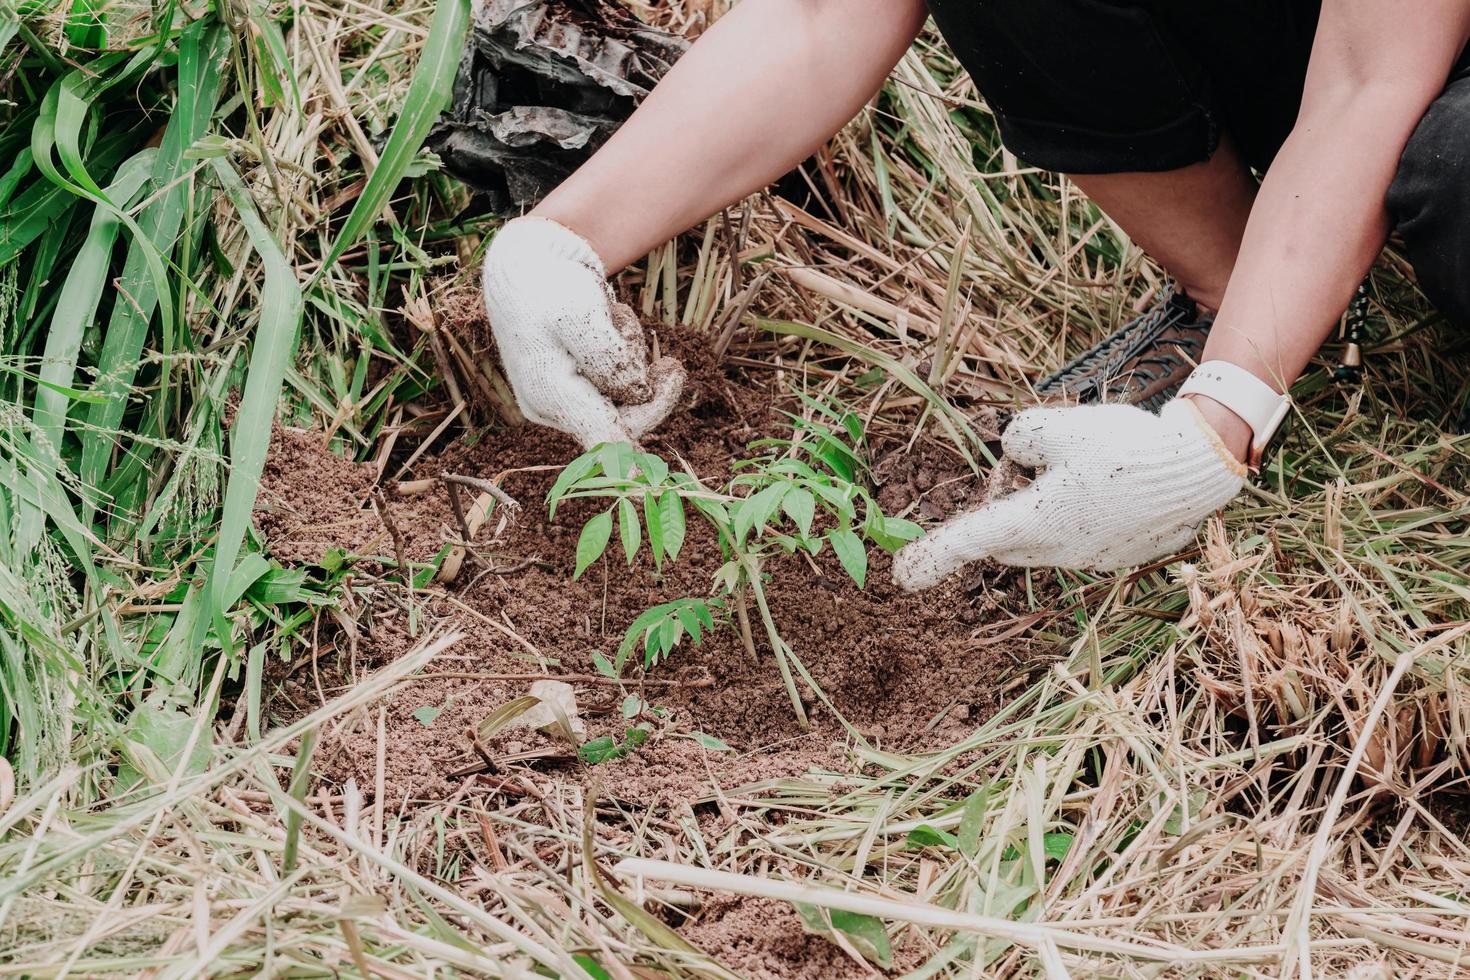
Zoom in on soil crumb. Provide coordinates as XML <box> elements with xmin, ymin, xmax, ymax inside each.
<box><xmin>679</xmin><ymin>895</ymin><xmax>887</xmax><ymax>979</ymax></box>
<box><xmin>255</xmin><ymin>424</ymin><xmax>382</xmax><ymax>564</ymax></box>
<box><xmin>271</xmin><ymin>323</ymin><xmax>1045</xmax><ymax>808</ymax></box>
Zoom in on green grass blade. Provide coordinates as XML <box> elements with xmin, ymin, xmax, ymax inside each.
<box><xmin>18</xmin><ymin>148</ymin><xmax>156</xmax><ymax>549</ymax></box>
<box><xmin>201</xmin><ymin>156</ymin><xmax>304</xmax><ymax>653</ymax></box>
<box><xmin>315</xmin><ymin>0</ymin><xmax>470</xmax><ymax>278</ymax></box>
<box><xmin>78</xmin><ymin>21</ymin><xmax>225</xmax><ymax>508</ymax></box>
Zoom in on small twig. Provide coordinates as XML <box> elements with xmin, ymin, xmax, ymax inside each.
<box><xmin>474</xmin><ymin>805</ymin><xmax>510</xmax><ymax>871</ymax></box>
<box><xmin>485</xmin><ymin>557</ymin><xmax>541</xmax><ymax>576</ymax></box>
<box><xmin>443</xmin><ymin>480</ymin><xmax>478</xmax><ymax>552</ymax></box>
<box><xmin>442</xmin><ymin>472</ymin><xmax>522</xmax><ymax>513</ymax></box>
<box><xmin>371</xmin><ymin>491</ymin><xmax>412</xmax><ymax>588</ymax></box>
<box><xmin>416</xmin><ymin>671</ymin><xmax>716</xmax><ymax>688</ymax></box>
<box><xmin>465</xmin><ymin>726</ymin><xmax>499</xmax><ymax>773</ymax></box>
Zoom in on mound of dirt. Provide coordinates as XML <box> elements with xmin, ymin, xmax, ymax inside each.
<box><xmin>678</xmin><ymin>895</ymin><xmax>917</xmax><ymax>979</ymax></box>
<box><xmin>255</xmin><ymin>425</ymin><xmax>383</xmax><ymax>564</ymax></box>
<box><xmin>272</xmin><ymin>323</ymin><xmax>1044</xmax><ymax>811</ymax></box>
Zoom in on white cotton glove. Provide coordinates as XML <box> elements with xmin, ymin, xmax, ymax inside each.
<box><xmin>892</xmin><ymin>399</ymin><xmax>1248</xmax><ymax>589</ymax></box>
<box><xmin>482</xmin><ymin>216</ymin><xmax>685</xmax><ymax>448</ymax></box>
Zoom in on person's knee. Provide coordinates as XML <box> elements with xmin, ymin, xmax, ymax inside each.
<box><xmin>1387</xmin><ymin>87</ymin><xmax>1470</xmax><ymax>328</ymax></box>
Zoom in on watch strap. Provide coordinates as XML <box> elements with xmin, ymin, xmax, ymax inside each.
<box><xmin>1177</xmin><ymin>360</ymin><xmax>1290</xmax><ymax>471</ymax></box>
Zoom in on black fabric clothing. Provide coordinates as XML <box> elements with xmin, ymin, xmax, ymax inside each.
<box><xmin>925</xmin><ymin>0</ymin><xmax>1470</xmax><ymax>328</ymax></box>
<box><xmin>1386</xmin><ymin>74</ymin><xmax>1470</xmax><ymax>328</ymax></box>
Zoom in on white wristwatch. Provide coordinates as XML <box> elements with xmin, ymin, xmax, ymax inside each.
<box><xmin>1177</xmin><ymin>361</ymin><xmax>1291</xmax><ymax>472</ymax></box>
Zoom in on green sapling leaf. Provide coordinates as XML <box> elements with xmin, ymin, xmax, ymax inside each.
<box><xmin>643</xmin><ymin>492</ymin><xmax>665</xmax><ymax>568</ymax></box>
<box><xmin>617</xmin><ymin>497</ymin><xmax>640</xmax><ymax>563</ymax></box>
<box><xmin>906</xmin><ymin>825</ymin><xmax>959</xmax><ymax>849</ymax></box>
<box><xmin>735</xmin><ymin>482</ymin><xmax>788</xmax><ymax>544</ymax></box>
<box><xmin>635</xmin><ymin>452</ymin><xmax>669</xmax><ymax>485</ymax></box>
<box><xmin>782</xmin><ymin>486</ymin><xmax>816</xmax><ymax>538</ymax></box>
<box><xmin>574</xmin><ymin>510</ymin><xmax>613</xmax><ymax>579</ymax></box>
<box><xmin>688</xmin><ymin>731</ymin><xmax>736</xmax><ymax>752</ymax></box>
<box><xmin>597</xmin><ymin>441</ymin><xmax>635</xmax><ymax>480</ymax></box>
<box><xmin>579</xmin><ymin>736</ymin><xmax>622</xmax><ymax>764</ymax></box>
<box><xmin>828</xmin><ymin>528</ymin><xmax>867</xmax><ymax>588</ymax></box>
<box><xmin>659</xmin><ymin>491</ymin><xmax>686</xmax><ymax>560</ymax></box>
<box><xmin>547</xmin><ymin>449</ymin><xmax>600</xmax><ymax>517</ymax></box>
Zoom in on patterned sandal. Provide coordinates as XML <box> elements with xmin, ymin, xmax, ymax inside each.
<box><xmin>1034</xmin><ymin>287</ymin><xmax>1214</xmax><ymax>410</ymax></box>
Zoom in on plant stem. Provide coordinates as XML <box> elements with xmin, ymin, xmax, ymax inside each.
<box><xmin>734</xmin><ymin>587</ymin><xmax>757</xmax><ymax>663</ymax></box>
<box><xmin>743</xmin><ymin>558</ymin><xmax>809</xmax><ymax>731</ymax></box>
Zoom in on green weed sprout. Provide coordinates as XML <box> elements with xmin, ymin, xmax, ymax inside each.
<box><xmin>546</xmin><ymin>398</ymin><xmax>921</xmax><ymax>727</ymax></box>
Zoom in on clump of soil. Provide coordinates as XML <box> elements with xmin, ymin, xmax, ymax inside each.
<box><xmin>679</xmin><ymin>895</ymin><xmax>911</xmax><ymax>979</ymax></box>
<box><xmin>873</xmin><ymin>437</ymin><xmax>988</xmax><ymax>519</ymax></box>
<box><xmin>268</xmin><ymin>323</ymin><xmax>1043</xmax><ymax>809</ymax></box>
<box><xmin>255</xmin><ymin>426</ymin><xmax>461</xmax><ymax>569</ymax></box>
<box><xmin>255</xmin><ymin>425</ymin><xmax>383</xmax><ymax>564</ymax></box>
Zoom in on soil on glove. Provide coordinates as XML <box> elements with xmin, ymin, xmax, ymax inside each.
<box><xmin>257</xmin><ymin>322</ymin><xmax>1046</xmax><ymax>973</ymax></box>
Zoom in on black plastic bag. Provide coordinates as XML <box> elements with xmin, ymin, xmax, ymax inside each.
<box><xmin>428</xmin><ymin>0</ymin><xmax>687</xmax><ymax>212</ymax></box>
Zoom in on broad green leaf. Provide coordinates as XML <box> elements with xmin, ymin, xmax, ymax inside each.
<box><xmin>689</xmin><ymin>731</ymin><xmax>736</xmax><ymax>752</ymax></box>
<box><xmin>578</xmin><ymin>736</ymin><xmax>622</xmax><ymax>764</ymax></box>
<box><xmin>617</xmin><ymin>497</ymin><xmax>640</xmax><ymax>564</ymax></box>
<box><xmin>412</xmin><ymin>706</ymin><xmax>441</xmax><ymax>727</ymax></box>
<box><xmin>572</xmin><ymin>955</ymin><xmax>614</xmax><ymax>980</ymax></box>
<box><xmin>882</xmin><ymin>516</ymin><xmax>924</xmax><ymax>542</ymax></box>
<box><xmin>674</xmin><ymin>604</ymin><xmax>702</xmax><ymax>643</ymax></box>
<box><xmin>906</xmin><ymin>825</ymin><xmax>959</xmax><ymax>849</ymax></box>
<box><xmin>867</xmin><ymin>514</ymin><xmax>925</xmax><ymax>553</ymax></box>
<box><xmin>656</xmin><ymin>617</ymin><xmax>681</xmax><ymax>664</ymax></box>
<box><xmin>958</xmin><ymin>786</ymin><xmax>989</xmax><ymax>858</ymax></box>
<box><xmin>547</xmin><ymin>450</ymin><xmax>601</xmax><ymax>516</ymax></box>
<box><xmin>734</xmin><ymin>482</ymin><xmax>788</xmax><ymax>544</ymax></box>
<box><xmin>794</xmin><ymin>904</ymin><xmax>892</xmax><ymax>969</ymax></box>
<box><xmin>642</xmin><ymin>492</ymin><xmax>665</xmax><ymax>568</ymax></box>
<box><xmin>782</xmin><ymin>487</ymin><xmax>816</xmax><ymax>538</ymax></box>
<box><xmin>590</xmin><ymin>651</ymin><xmax>618</xmax><ymax>678</ymax></box>
<box><xmin>659</xmin><ymin>491</ymin><xmax>686</xmax><ymax>561</ymax></box>
<box><xmin>828</xmin><ymin>528</ymin><xmax>867</xmax><ymax>588</ymax></box>
<box><xmin>574</xmin><ymin>511</ymin><xmax>614</xmax><ymax>579</ymax></box>
<box><xmin>1043</xmin><ymin>832</ymin><xmax>1074</xmax><ymax>863</ymax></box>
<box><xmin>635</xmin><ymin>452</ymin><xmax>668</xmax><ymax>485</ymax></box>
<box><xmin>597</xmin><ymin>441</ymin><xmax>635</xmax><ymax>481</ymax></box>
<box><xmin>1000</xmin><ymin>832</ymin><xmax>1074</xmax><ymax>864</ymax></box>
<box><xmin>813</xmin><ymin>435</ymin><xmax>856</xmax><ymax>482</ymax></box>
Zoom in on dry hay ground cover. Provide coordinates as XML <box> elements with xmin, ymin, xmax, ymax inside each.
<box><xmin>3</xmin><ymin>1</ymin><xmax>1470</xmax><ymax>978</ymax></box>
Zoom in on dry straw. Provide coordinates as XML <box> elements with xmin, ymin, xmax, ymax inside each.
<box><xmin>2</xmin><ymin>0</ymin><xmax>1468</xmax><ymax>977</ymax></box>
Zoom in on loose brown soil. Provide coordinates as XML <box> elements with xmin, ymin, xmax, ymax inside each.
<box><xmin>678</xmin><ymin>895</ymin><xmax>924</xmax><ymax>979</ymax></box>
<box><xmin>256</xmin><ymin>321</ymin><xmax>1047</xmax><ymax>976</ymax></box>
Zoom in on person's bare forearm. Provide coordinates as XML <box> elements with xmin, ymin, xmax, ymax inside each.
<box><xmin>1193</xmin><ymin>0</ymin><xmax>1470</xmax><ymax>458</ymax></box>
<box><xmin>532</xmin><ymin>0</ymin><xmax>927</xmax><ymax>273</ymax></box>
<box><xmin>1202</xmin><ymin>89</ymin><xmax>1430</xmax><ymax>393</ymax></box>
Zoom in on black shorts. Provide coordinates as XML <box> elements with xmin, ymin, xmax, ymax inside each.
<box><xmin>925</xmin><ymin>0</ymin><xmax>1325</xmax><ymax>174</ymax></box>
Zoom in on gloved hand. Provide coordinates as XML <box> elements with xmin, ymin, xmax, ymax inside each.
<box><xmin>892</xmin><ymin>399</ymin><xmax>1247</xmax><ymax>589</ymax></box>
<box><xmin>482</xmin><ymin>217</ymin><xmax>685</xmax><ymax>449</ymax></box>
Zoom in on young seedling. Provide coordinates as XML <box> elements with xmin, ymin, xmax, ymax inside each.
<box><xmin>546</xmin><ymin>398</ymin><xmax>921</xmax><ymax>728</ymax></box>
